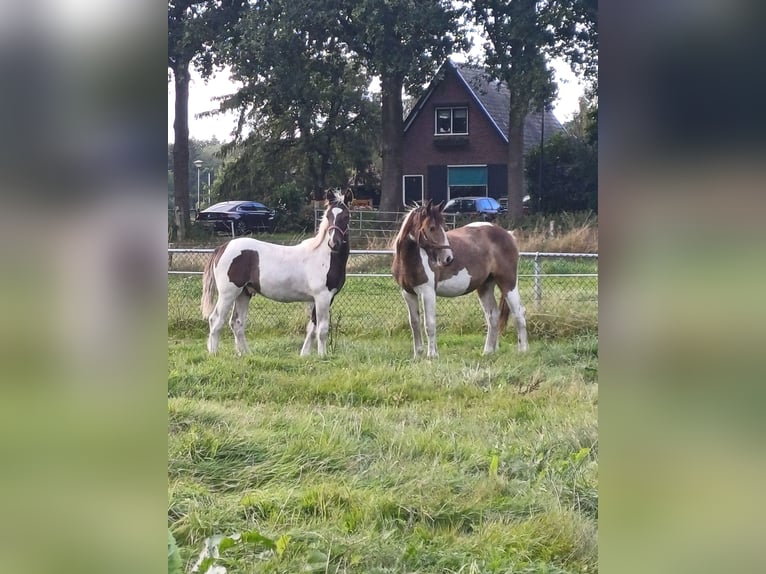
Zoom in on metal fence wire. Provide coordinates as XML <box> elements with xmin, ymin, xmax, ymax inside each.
<box><xmin>169</xmin><ymin>248</ymin><xmax>597</xmax><ymax>338</ymax></box>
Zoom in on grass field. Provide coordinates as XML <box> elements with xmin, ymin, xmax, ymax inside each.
<box><xmin>169</xmin><ymin>294</ymin><xmax>598</xmax><ymax>573</ymax></box>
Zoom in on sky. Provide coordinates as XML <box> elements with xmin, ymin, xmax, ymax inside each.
<box><xmin>168</xmin><ymin>58</ymin><xmax>586</xmax><ymax>144</ymax></box>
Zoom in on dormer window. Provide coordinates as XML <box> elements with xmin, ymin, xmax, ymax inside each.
<box><xmin>435</xmin><ymin>107</ymin><xmax>468</xmax><ymax>135</ymax></box>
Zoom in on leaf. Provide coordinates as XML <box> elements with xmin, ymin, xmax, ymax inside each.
<box><xmin>276</xmin><ymin>534</ymin><xmax>291</xmax><ymax>557</ymax></box>
<box><xmin>167</xmin><ymin>530</ymin><xmax>183</xmax><ymax>574</ymax></box>
<box><xmin>489</xmin><ymin>453</ymin><xmax>500</xmax><ymax>477</ymax></box>
<box><xmin>218</xmin><ymin>536</ymin><xmax>239</xmax><ymax>553</ymax></box>
<box><xmin>240</xmin><ymin>530</ymin><xmax>277</xmax><ymax>550</ymax></box>
<box><xmin>572</xmin><ymin>447</ymin><xmax>591</xmax><ymax>465</ymax></box>
<box><xmin>197</xmin><ymin>556</ymin><xmax>217</xmax><ymax>574</ymax></box>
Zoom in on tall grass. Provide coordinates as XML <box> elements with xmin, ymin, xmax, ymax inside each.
<box><xmin>170</xmin><ymin>211</ymin><xmax>598</xmax><ymax>253</ymax></box>
<box><xmin>512</xmin><ymin>212</ymin><xmax>598</xmax><ymax>253</ymax></box>
<box><xmin>168</xmin><ymin>333</ymin><xmax>598</xmax><ymax>573</ymax></box>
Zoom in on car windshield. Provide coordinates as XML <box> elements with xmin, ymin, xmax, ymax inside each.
<box><xmin>204</xmin><ymin>202</ymin><xmax>241</xmax><ymax>212</ymax></box>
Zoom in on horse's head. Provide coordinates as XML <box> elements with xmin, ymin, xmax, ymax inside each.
<box><xmin>414</xmin><ymin>200</ymin><xmax>453</xmax><ymax>266</ymax></box>
<box><xmin>326</xmin><ymin>189</ymin><xmax>350</xmax><ymax>252</ymax></box>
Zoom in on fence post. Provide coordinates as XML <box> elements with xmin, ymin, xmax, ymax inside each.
<box><xmin>533</xmin><ymin>252</ymin><xmax>542</xmax><ymax>309</ymax></box>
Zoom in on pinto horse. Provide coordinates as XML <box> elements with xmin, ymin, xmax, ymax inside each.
<box><xmin>391</xmin><ymin>200</ymin><xmax>529</xmax><ymax>357</ymax></box>
<box><xmin>201</xmin><ymin>191</ymin><xmax>350</xmax><ymax>356</ymax></box>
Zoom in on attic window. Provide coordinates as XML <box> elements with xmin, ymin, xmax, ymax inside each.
<box><xmin>435</xmin><ymin>107</ymin><xmax>468</xmax><ymax>135</ymax></box>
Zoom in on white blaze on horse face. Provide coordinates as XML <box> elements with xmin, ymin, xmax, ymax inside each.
<box><xmin>433</xmin><ymin>227</ymin><xmax>453</xmax><ymax>266</ymax></box>
<box><xmin>329</xmin><ymin>207</ymin><xmax>343</xmax><ymax>247</ymax></box>
<box><xmin>436</xmin><ymin>267</ymin><xmax>471</xmax><ymax>297</ymax></box>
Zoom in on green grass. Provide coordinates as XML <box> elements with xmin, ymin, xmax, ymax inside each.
<box><xmin>168</xmin><ymin>331</ymin><xmax>598</xmax><ymax>573</ymax></box>
<box><xmin>168</xmin><ymin>273</ymin><xmax>598</xmax><ymax>342</ymax></box>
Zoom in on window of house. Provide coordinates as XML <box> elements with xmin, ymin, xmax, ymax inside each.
<box><xmin>435</xmin><ymin>107</ymin><xmax>468</xmax><ymax>135</ymax></box>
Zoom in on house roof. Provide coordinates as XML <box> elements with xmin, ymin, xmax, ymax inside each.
<box><xmin>404</xmin><ymin>59</ymin><xmax>565</xmax><ymax>151</ymax></box>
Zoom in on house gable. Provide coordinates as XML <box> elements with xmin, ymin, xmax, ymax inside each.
<box><xmin>401</xmin><ymin>58</ymin><xmax>565</xmax><ymax>205</ymax></box>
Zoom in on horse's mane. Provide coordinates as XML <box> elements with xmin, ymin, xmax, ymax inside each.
<box><xmin>304</xmin><ymin>189</ymin><xmax>347</xmax><ymax>250</ymax></box>
<box><xmin>304</xmin><ymin>209</ymin><xmax>332</xmax><ymax>250</ymax></box>
<box><xmin>392</xmin><ymin>206</ymin><xmax>420</xmax><ymax>250</ymax></box>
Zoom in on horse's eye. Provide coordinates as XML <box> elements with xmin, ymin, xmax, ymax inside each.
<box><xmin>429</xmin><ymin>226</ymin><xmax>436</xmax><ymax>232</ymax></box>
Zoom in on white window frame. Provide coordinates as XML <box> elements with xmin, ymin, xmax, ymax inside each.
<box><xmin>434</xmin><ymin>106</ymin><xmax>468</xmax><ymax>135</ymax></box>
<box><xmin>402</xmin><ymin>174</ymin><xmax>424</xmax><ymax>206</ymax></box>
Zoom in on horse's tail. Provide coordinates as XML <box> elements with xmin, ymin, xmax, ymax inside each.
<box><xmin>498</xmin><ymin>294</ymin><xmax>510</xmax><ymax>333</ymax></box>
<box><xmin>201</xmin><ymin>247</ymin><xmax>222</xmax><ymax>319</ymax></box>
<box><xmin>498</xmin><ymin>229</ymin><xmax>520</xmax><ymax>333</ymax></box>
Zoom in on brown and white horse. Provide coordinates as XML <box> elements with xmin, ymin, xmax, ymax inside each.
<box><xmin>391</xmin><ymin>200</ymin><xmax>528</xmax><ymax>357</ymax></box>
<box><xmin>201</xmin><ymin>191</ymin><xmax>350</xmax><ymax>356</ymax></box>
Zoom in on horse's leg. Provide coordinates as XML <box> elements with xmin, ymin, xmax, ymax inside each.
<box><xmin>505</xmin><ymin>286</ymin><xmax>529</xmax><ymax>352</ymax></box>
<box><xmin>300</xmin><ymin>303</ymin><xmax>316</xmax><ymax>357</ymax></box>
<box><xmin>420</xmin><ymin>287</ymin><xmax>439</xmax><ymax>358</ymax></box>
<box><xmin>207</xmin><ymin>284</ymin><xmax>238</xmax><ymax>353</ymax></box>
<box><xmin>229</xmin><ymin>292</ymin><xmax>252</xmax><ymax>355</ymax></box>
<box><xmin>401</xmin><ymin>290</ymin><xmax>423</xmax><ymax>357</ymax></box>
<box><xmin>477</xmin><ymin>282</ymin><xmax>500</xmax><ymax>354</ymax></box>
<box><xmin>313</xmin><ymin>294</ymin><xmax>332</xmax><ymax>357</ymax></box>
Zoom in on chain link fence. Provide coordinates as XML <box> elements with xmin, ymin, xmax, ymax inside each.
<box><xmin>313</xmin><ymin>209</ymin><xmax>461</xmax><ymax>240</ymax></box>
<box><xmin>169</xmin><ymin>248</ymin><xmax>597</xmax><ymax>339</ymax></box>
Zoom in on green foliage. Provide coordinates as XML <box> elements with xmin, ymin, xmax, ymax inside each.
<box><xmin>214</xmin><ymin>0</ymin><xmax>382</xmax><ymax>201</ymax></box>
<box><xmin>169</xmin><ymin>138</ymin><xmax>225</xmax><ymax>210</ymax></box>
<box><xmin>271</xmin><ymin>182</ymin><xmax>314</xmax><ymax>233</ymax></box>
<box><xmin>472</xmin><ymin>0</ymin><xmax>598</xmax><ymax>221</ymax></box>
<box><xmin>339</xmin><ymin>0</ymin><xmax>469</xmax><ymax>211</ymax></box>
<box><xmin>524</xmin><ymin>99</ymin><xmax>598</xmax><ymax>214</ymax></box>
<box><xmin>525</xmin><ymin>130</ymin><xmax>598</xmax><ymax>214</ymax></box>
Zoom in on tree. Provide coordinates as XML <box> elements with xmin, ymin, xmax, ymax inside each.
<box><xmin>472</xmin><ymin>0</ymin><xmax>598</xmax><ymax>223</ymax></box>
<box><xmin>216</xmin><ymin>0</ymin><xmax>380</xmax><ymax>205</ymax></box>
<box><xmin>168</xmin><ymin>138</ymin><xmax>225</xmax><ymax>212</ymax></box>
<box><xmin>168</xmin><ymin>0</ymin><xmax>247</xmax><ymax>239</ymax></box>
<box><xmin>339</xmin><ymin>0</ymin><xmax>469</xmax><ymax>211</ymax></box>
<box><xmin>526</xmin><ymin>95</ymin><xmax>597</xmax><ymax>213</ymax></box>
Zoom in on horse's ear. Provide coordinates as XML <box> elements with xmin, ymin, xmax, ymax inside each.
<box><xmin>436</xmin><ymin>200</ymin><xmax>445</xmax><ymax>212</ymax></box>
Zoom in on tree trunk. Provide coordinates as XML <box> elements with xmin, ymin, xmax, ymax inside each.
<box><xmin>506</xmin><ymin>106</ymin><xmax>526</xmax><ymax>225</ymax></box>
<box><xmin>172</xmin><ymin>63</ymin><xmax>191</xmax><ymax>241</ymax></box>
<box><xmin>379</xmin><ymin>74</ymin><xmax>404</xmax><ymax>212</ymax></box>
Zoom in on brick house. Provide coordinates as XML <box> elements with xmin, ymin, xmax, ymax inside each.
<box><xmin>401</xmin><ymin>59</ymin><xmax>564</xmax><ymax>205</ymax></box>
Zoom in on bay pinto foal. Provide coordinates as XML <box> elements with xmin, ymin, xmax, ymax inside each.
<box><xmin>200</xmin><ymin>191</ymin><xmax>350</xmax><ymax>357</ymax></box>
<box><xmin>391</xmin><ymin>201</ymin><xmax>528</xmax><ymax>358</ymax></box>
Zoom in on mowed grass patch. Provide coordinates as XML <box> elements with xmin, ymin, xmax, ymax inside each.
<box><xmin>169</xmin><ymin>333</ymin><xmax>597</xmax><ymax>573</ymax></box>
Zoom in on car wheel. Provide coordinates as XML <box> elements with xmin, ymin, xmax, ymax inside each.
<box><xmin>234</xmin><ymin>220</ymin><xmax>249</xmax><ymax>236</ymax></box>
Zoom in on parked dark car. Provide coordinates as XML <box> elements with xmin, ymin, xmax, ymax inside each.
<box><xmin>196</xmin><ymin>201</ymin><xmax>276</xmax><ymax>235</ymax></box>
<box><xmin>443</xmin><ymin>196</ymin><xmax>506</xmax><ymax>220</ymax></box>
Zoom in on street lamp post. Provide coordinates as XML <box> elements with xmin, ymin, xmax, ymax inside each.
<box><xmin>207</xmin><ymin>169</ymin><xmax>212</xmax><ymax>206</ymax></box>
<box><xmin>193</xmin><ymin>159</ymin><xmax>203</xmax><ymax>211</ymax></box>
